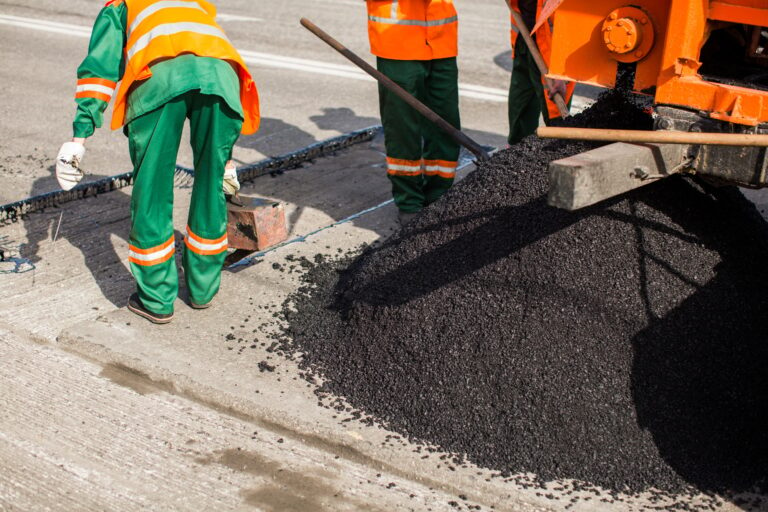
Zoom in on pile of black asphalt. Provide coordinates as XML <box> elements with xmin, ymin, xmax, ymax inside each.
<box><xmin>277</xmin><ymin>91</ymin><xmax>768</xmax><ymax>506</ymax></box>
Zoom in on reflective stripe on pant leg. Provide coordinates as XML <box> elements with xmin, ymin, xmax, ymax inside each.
<box><xmin>377</xmin><ymin>57</ymin><xmax>428</xmax><ymax>213</ymax></box>
<box><xmin>422</xmin><ymin>57</ymin><xmax>460</xmax><ymax>205</ymax></box>
<box><xmin>126</xmin><ymin>94</ymin><xmax>187</xmax><ymax>315</ymax></box>
<box><xmin>184</xmin><ymin>92</ymin><xmax>243</xmax><ymax>305</ymax></box>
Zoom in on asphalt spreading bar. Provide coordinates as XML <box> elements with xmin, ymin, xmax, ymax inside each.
<box><xmin>273</xmin><ymin>91</ymin><xmax>768</xmax><ymax>509</ymax></box>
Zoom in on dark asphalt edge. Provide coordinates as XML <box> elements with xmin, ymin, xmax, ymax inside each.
<box><xmin>0</xmin><ymin>125</ymin><xmax>383</xmax><ymax>224</ymax></box>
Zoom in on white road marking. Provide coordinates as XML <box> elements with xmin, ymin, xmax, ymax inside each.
<box><xmin>0</xmin><ymin>14</ymin><xmax>91</xmax><ymax>38</ymax></box>
<box><xmin>0</xmin><ymin>13</ymin><xmax>508</xmax><ymax>103</ymax></box>
<box><xmin>216</xmin><ymin>14</ymin><xmax>263</xmax><ymax>23</ymax></box>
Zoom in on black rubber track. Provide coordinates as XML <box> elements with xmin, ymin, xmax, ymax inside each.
<box><xmin>277</xmin><ymin>92</ymin><xmax>768</xmax><ymax>504</ymax></box>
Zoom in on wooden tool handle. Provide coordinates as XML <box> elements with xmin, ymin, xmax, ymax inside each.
<box><xmin>537</xmin><ymin>126</ymin><xmax>768</xmax><ymax>146</ymax></box>
<box><xmin>507</xmin><ymin>5</ymin><xmax>569</xmax><ymax>119</ymax></box>
<box><xmin>300</xmin><ymin>18</ymin><xmax>490</xmax><ymax>162</ymax></box>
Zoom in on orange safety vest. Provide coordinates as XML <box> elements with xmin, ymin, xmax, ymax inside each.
<box><xmin>366</xmin><ymin>0</ymin><xmax>458</xmax><ymax>61</ymax></box>
<box><xmin>111</xmin><ymin>0</ymin><xmax>260</xmax><ymax>134</ymax></box>
<box><xmin>509</xmin><ymin>0</ymin><xmax>574</xmax><ymax>120</ymax></box>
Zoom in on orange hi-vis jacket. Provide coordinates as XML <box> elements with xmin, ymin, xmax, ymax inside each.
<box><xmin>366</xmin><ymin>0</ymin><xmax>458</xmax><ymax>61</ymax></box>
<box><xmin>509</xmin><ymin>0</ymin><xmax>574</xmax><ymax>120</ymax></box>
<box><xmin>111</xmin><ymin>0</ymin><xmax>260</xmax><ymax>134</ymax></box>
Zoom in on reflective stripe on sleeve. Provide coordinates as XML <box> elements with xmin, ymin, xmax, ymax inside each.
<box><xmin>128</xmin><ymin>236</ymin><xmax>175</xmax><ymax>266</ymax></box>
<box><xmin>76</xmin><ymin>84</ymin><xmax>115</xmax><ymax>96</ymax></box>
<box><xmin>128</xmin><ymin>0</ymin><xmax>207</xmax><ymax>35</ymax></box>
<box><xmin>127</xmin><ymin>22</ymin><xmax>231</xmax><ymax>61</ymax></box>
<box><xmin>75</xmin><ymin>78</ymin><xmax>117</xmax><ymax>102</ymax></box>
<box><xmin>184</xmin><ymin>226</ymin><xmax>228</xmax><ymax>256</ymax></box>
<box><xmin>367</xmin><ymin>15</ymin><xmax>458</xmax><ymax>27</ymax></box>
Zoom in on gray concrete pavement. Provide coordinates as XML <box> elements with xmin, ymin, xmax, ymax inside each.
<box><xmin>0</xmin><ymin>324</ymin><xmax>485</xmax><ymax>512</ymax></box>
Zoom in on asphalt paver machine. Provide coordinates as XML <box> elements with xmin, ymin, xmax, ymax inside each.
<box><xmin>541</xmin><ymin>0</ymin><xmax>768</xmax><ymax>210</ymax></box>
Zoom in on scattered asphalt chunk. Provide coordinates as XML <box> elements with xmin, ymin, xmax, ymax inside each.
<box><xmin>258</xmin><ymin>361</ymin><xmax>276</xmax><ymax>373</ymax></box>
<box><xmin>275</xmin><ymin>91</ymin><xmax>768</xmax><ymax>506</ymax></box>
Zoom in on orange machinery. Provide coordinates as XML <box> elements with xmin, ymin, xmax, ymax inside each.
<box><xmin>542</xmin><ymin>0</ymin><xmax>768</xmax><ymax>210</ymax></box>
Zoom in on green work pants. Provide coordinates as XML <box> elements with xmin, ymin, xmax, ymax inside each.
<box><xmin>507</xmin><ymin>42</ymin><xmax>550</xmax><ymax>145</ymax></box>
<box><xmin>126</xmin><ymin>91</ymin><xmax>243</xmax><ymax>314</ymax></box>
<box><xmin>377</xmin><ymin>57</ymin><xmax>461</xmax><ymax>213</ymax></box>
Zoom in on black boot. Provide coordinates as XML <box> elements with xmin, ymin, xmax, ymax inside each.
<box><xmin>127</xmin><ymin>293</ymin><xmax>174</xmax><ymax>324</ymax></box>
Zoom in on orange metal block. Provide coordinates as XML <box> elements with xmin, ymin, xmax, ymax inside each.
<box><xmin>226</xmin><ymin>196</ymin><xmax>288</xmax><ymax>252</ymax></box>
<box><xmin>655</xmin><ymin>0</ymin><xmax>768</xmax><ymax>126</ymax></box>
<box><xmin>549</xmin><ymin>0</ymin><xmax>768</xmax><ymax>126</ymax></box>
<box><xmin>549</xmin><ymin>0</ymin><xmax>669</xmax><ymax>92</ymax></box>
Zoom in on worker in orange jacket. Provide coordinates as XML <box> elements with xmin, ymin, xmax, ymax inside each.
<box><xmin>366</xmin><ymin>0</ymin><xmax>461</xmax><ymax>225</ymax></box>
<box><xmin>507</xmin><ymin>0</ymin><xmax>574</xmax><ymax>144</ymax></box>
<box><xmin>55</xmin><ymin>0</ymin><xmax>260</xmax><ymax>323</ymax></box>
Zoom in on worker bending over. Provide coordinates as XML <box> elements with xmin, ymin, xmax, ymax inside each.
<box><xmin>506</xmin><ymin>0</ymin><xmax>574</xmax><ymax>144</ymax></box>
<box><xmin>366</xmin><ymin>0</ymin><xmax>461</xmax><ymax>225</ymax></box>
<box><xmin>56</xmin><ymin>0</ymin><xmax>260</xmax><ymax>324</ymax></box>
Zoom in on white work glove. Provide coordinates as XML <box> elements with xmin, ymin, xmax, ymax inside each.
<box><xmin>56</xmin><ymin>142</ymin><xmax>86</xmax><ymax>191</ymax></box>
<box><xmin>223</xmin><ymin>162</ymin><xmax>240</xmax><ymax>195</ymax></box>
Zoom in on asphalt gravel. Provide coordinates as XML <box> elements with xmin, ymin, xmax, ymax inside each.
<box><xmin>277</xmin><ymin>92</ymin><xmax>768</xmax><ymax>507</ymax></box>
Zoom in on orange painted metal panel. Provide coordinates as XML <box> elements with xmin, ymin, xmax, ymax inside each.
<box><xmin>548</xmin><ymin>0</ymin><xmax>768</xmax><ymax>125</ymax></box>
<box><xmin>548</xmin><ymin>0</ymin><xmax>669</xmax><ymax>92</ymax></box>
<box><xmin>658</xmin><ymin>78</ymin><xmax>767</xmax><ymax>126</ymax></box>
<box><xmin>709</xmin><ymin>1</ymin><xmax>768</xmax><ymax>25</ymax></box>
<box><xmin>656</xmin><ymin>0</ymin><xmax>768</xmax><ymax>125</ymax></box>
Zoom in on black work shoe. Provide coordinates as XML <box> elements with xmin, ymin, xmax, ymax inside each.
<box><xmin>127</xmin><ymin>293</ymin><xmax>174</xmax><ymax>324</ymax></box>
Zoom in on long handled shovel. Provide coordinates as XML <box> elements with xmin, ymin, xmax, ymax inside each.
<box><xmin>505</xmin><ymin>2</ymin><xmax>570</xmax><ymax>119</ymax></box>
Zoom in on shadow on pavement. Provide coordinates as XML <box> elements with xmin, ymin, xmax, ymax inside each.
<box><xmin>631</xmin><ymin>185</ymin><xmax>768</xmax><ymax>505</ymax></box>
<box><xmin>21</xmin><ymin>165</ymin><xmax>135</xmax><ymax>308</ymax></box>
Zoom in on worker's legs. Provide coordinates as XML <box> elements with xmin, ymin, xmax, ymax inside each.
<box><xmin>508</xmin><ymin>44</ymin><xmax>544</xmax><ymax>145</ymax></box>
<box><xmin>377</xmin><ymin>57</ymin><xmax>428</xmax><ymax>213</ymax></box>
<box><xmin>184</xmin><ymin>92</ymin><xmax>243</xmax><ymax>306</ymax></box>
<box><xmin>126</xmin><ymin>96</ymin><xmax>187</xmax><ymax>314</ymax></box>
<box><xmin>422</xmin><ymin>57</ymin><xmax>461</xmax><ymax>205</ymax></box>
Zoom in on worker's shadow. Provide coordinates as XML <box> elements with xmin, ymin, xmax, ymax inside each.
<box><xmin>18</xmin><ymin>166</ymin><xmax>202</xmax><ymax>309</ymax></box>
<box><xmin>233</xmin><ymin>109</ymin><xmax>505</xmax><ymax>244</ymax></box>
<box><xmin>20</xmin><ymin>172</ymin><xmax>195</xmax><ymax>309</ymax></box>
<box><xmin>233</xmin><ymin>110</ymin><xmax>391</xmax><ymax>239</ymax></box>
<box><xmin>629</xmin><ymin>182</ymin><xmax>768</xmax><ymax>506</ymax></box>
<box><xmin>20</xmin><ymin>165</ymin><xmax>136</xmax><ymax>308</ymax></box>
